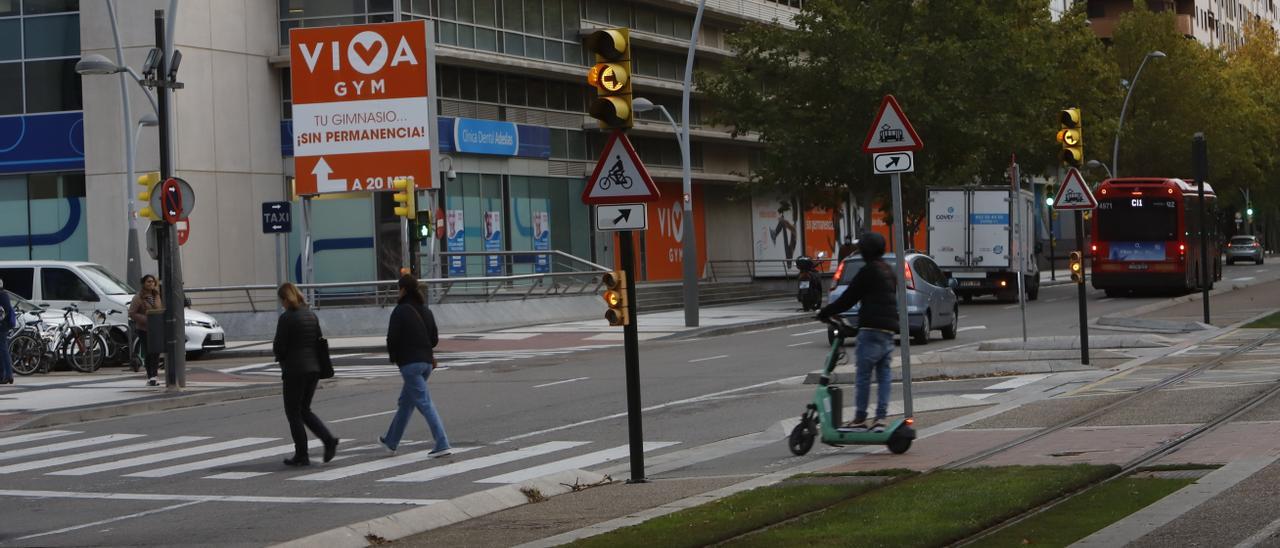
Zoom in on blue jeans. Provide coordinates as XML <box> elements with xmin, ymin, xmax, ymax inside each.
<box><xmin>382</xmin><ymin>362</ymin><xmax>449</xmax><ymax>451</ymax></box>
<box><xmin>0</xmin><ymin>331</ymin><xmax>11</xmax><ymax>381</ymax></box>
<box><xmin>854</xmin><ymin>329</ymin><xmax>894</xmax><ymax>422</ymax></box>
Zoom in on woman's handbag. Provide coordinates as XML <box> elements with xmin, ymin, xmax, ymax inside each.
<box><xmin>316</xmin><ymin>336</ymin><xmax>335</xmax><ymax>379</ymax></box>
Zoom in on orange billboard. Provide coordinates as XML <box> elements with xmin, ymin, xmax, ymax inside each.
<box><xmin>290</xmin><ymin>21</ymin><xmax>433</xmax><ymax>195</ymax></box>
<box><xmin>803</xmin><ymin>206</ymin><xmax>838</xmax><ymax>270</ymax></box>
<box><xmin>870</xmin><ymin>202</ymin><xmax>927</xmax><ymax>251</ymax></box>
<box><xmin>644</xmin><ymin>182</ymin><xmax>707</xmax><ymax>281</ymax></box>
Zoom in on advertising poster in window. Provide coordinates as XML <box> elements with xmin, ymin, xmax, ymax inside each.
<box><xmin>533</xmin><ymin>211</ymin><xmax>550</xmax><ymax>273</ymax></box>
<box><xmin>643</xmin><ymin>182</ymin><xmax>707</xmax><ymax>281</ymax></box>
<box><xmin>484</xmin><ymin>210</ymin><xmax>503</xmax><ymax>276</ymax></box>
<box><xmin>803</xmin><ymin>205</ymin><xmax>837</xmax><ymax>271</ymax></box>
<box><xmin>447</xmin><ymin>209</ymin><xmax>466</xmax><ymax>276</ymax></box>
<box><xmin>870</xmin><ymin>202</ymin><xmax>927</xmax><ymax>251</ymax></box>
<box><xmin>751</xmin><ymin>196</ymin><xmax>800</xmax><ymax>277</ymax></box>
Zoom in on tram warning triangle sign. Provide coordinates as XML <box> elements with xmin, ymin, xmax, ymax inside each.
<box><xmin>1053</xmin><ymin>168</ymin><xmax>1098</xmax><ymax>210</ymax></box>
<box><xmin>862</xmin><ymin>95</ymin><xmax>923</xmax><ymax>154</ymax></box>
<box><xmin>582</xmin><ymin>130</ymin><xmax>662</xmax><ymax>205</ymax></box>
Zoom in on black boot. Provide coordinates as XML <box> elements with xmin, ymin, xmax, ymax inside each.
<box><xmin>283</xmin><ymin>454</ymin><xmax>310</xmax><ymax>466</ymax></box>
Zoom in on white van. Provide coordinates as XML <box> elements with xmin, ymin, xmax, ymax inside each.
<box><xmin>0</xmin><ymin>261</ymin><xmax>225</xmax><ymax>357</ymax></box>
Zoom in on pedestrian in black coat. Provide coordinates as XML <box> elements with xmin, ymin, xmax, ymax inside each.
<box><xmin>272</xmin><ymin>283</ymin><xmax>338</xmax><ymax>466</ymax></box>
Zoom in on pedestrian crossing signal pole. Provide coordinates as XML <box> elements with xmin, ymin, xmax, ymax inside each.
<box><xmin>614</xmin><ymin>233</ymin><xmax>645</xmax><ymax>483</ymax></box>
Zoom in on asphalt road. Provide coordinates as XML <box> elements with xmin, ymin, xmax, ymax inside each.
<box><xmin>3</xmin><ymin>263</ymin><xmax>1280</xmax><ymax>546</ymax></box>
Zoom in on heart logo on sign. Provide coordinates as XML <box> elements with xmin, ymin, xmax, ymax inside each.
<box><xmin>347</xmin><ymin>31</ymin><xmax>389</xmax><ymax>75</ymax></box>
<box><xmin>672</xmin><ymin>202</ymin><xmax>683</xmax><ymax>243</ymax></box>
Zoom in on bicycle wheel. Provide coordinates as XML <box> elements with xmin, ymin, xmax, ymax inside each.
<box><xmin>9</xmin><ymin>333</ymin><xmax>43</xmax><ymax>376</ymax></box>
<box><xmin>620</xmin><ymin>175</ymin><xmax>633</xmax><ymax>189</ymax></box>
<box><xmin>64</xmin><ymin>329</ymin><xmax>104</xmax><ymax>373</ymax></box>
<box><xmin>598</xmin><ymin>176</ymin><xmax>611</xmax><ymax>190</ymax></box>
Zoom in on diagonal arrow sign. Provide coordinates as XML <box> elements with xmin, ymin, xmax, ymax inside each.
<box><xmin>612</xmin><ymin>208</ymin><xmax>632</xmax><ymax>225</ymax></box>
<box><xmin>887</xmin><ymin>156</ymin><xmax>901</xmax><ymax>168</ymax></box>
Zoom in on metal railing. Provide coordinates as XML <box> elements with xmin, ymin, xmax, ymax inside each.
<box><xmin>185</xmin><ymin>250</ymin><xmax>610</xmax><ymax>313</ymax></box>
<box><xmin>707</xmin><ymin>258</ymin><xmax>840</xmax><ymax>282</ymax></box>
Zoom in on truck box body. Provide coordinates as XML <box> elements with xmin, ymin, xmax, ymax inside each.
<box><xmin>927</xmin><ymin>186</ymin><xmax>1039</xmax><ymax>300</ymax></box>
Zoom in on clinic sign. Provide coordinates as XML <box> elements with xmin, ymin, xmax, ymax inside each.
<box><xmin>290</xmin><ymin>21</ymin><xmax>433</xmax><ymax>195</ymax></box>
<box><xmin>454</xmin><ymin>118</ymin><xmax>518</xmax><ymax>156</ymax></box>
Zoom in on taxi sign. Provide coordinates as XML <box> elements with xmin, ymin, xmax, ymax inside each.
<box><xmin>581</xmin><ymin>131</ymin><xmax>661</xmax><ymax>205</ymax></box>
<box><xmin>862</xmin><ymin>95</ymin><xmax>923</xmax><ymax>154</ymax></box>
<box><xmin>1053</xmin><ymin>168</ymin><xmax>1098</xmax><ymax>210</ymax></box>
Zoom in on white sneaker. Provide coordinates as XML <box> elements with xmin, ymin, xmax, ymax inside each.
<box><xmin>377</xmin><ymin>436</ymin><xmax>396</xmax><ymax>454</ymax></box>
<box><xmin>428</xmin><ymin>447</ymin><xmax>452</xmax><ymax>458</ymax></box>
<box><xmin>146</xmin><ymin>377</ymin><xmax>159</xmax><ymax>387</ymax></box>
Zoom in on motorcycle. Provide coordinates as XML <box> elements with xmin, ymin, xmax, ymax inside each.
<box><xmin>795</xmin><ymin>252</ymin><xmax>825</xmax><ymax>311</ymax></box>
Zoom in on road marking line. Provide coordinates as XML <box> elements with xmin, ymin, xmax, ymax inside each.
<box><xmin>494</xmin><ymin>376</ymin><xmax>805</xmax><ymax>445</ymax></box>
<box><xmin>534</xmin><ymin>377</ymin><xmax>590</xmax><ymax>389</ymax></box>
<box><xmin>220</xmin><ymin>361</ymin><xmax>277</xmax><ymax>373</ymax></box>
<box><xmin>205</xmin><ymin>471</ymin><xmax>272</xmax><ymax>480</ymax></box>
<box><xmin>1097</xmin><ymin>298</ymin><xmax>1113</xmax><ymax>303</ymax></box>
<box><xmin>957</xmin><ymin>325</ymin><xmax>987</xmax><ymax>333</ymax></box>
<box><xmin>1045</xmin><ymin>297</ymin><xmax>1069</xmax><ymax>303</ymax></box>
<box><xmin>787</xmin><ymin>342</ymin><xmax>810</xmax><ymax>347</ymax></box>
<box><xmin>1002</xmin><ymin>304</ymin><xmax>1021</xmax><ymax>309</ymax></box>
<box><xmin>126</xmin><ymin>439</ymin><xmax>324</xmax><ymax>478</ymax></box>
<box><xmin>17</xmin><ymin>500</ymin><xmax>207</xmax><ymax>541</ymax></box>
<box><xmin>0</xmin><ymin>430</ymin><xmax>79</xmax><ymax>447</ymax></box>
<box><xmin>0</xmin><ymin>489</ymin><xmax>439</xmax><ymax>506</ymax></box>
<box><xmin>983</xmin><ymin>374</ymin><xmax>1051</xmax><ymax>390</ymax></box>
<box><xmin>476</xmin><ymin>442</ymin><xmax>679</xmax><ymax>484</ymax></box>
<box><xmin>0</xmin><ymin>436</ymin><xmax>209</xmax><ymax>474</ymax></box>
<box><xmin>959</xmin><ymin>314</ymin><xmax>969</xmax><ymax>319</ymax></box>
<box><xmin>0</xmin><ymin>434</ymin><xmax>144</xmax><ymax>462</ymax></box>
<box><xmin>333</xmin><ymin>410</ymin><xmax>396</xmax><ymax>423</ymax></box>
<box><xmin>1232</xmin><ymin>277</ymin><xmax>1256</xmax><ymax>282</ymax></box>
<box><xmin>379</xmin><ymin>441</ymin><xmax>589</xmax><ymax>483</ymax></box>
<box><xmin>289</xmin><ymin>447</ymin><xmax>479</xmax><ymax>481</ymax></box>
<box><xmin>48</xmin><ymin>438</ymin><xmax>277</xmax><ymax>476</ymax></box>
<box><xmin>1235</xmin><ymin>513</ymin><xmax>1280</xmax><ymax>548</ymax></box>
<box><xmin>689</xmin><ymin>355</ymin><xmax>729</xmax><ymax>363</ymax></box>
<box><xmin>961</xmin><ymin>393</ymin><xmax>996</xmax><ymax>400</ymax></box>
<box><xmin>791</xmin><ymin>329</ymin><xmax>828</xmax><ymax>337</ymax></box>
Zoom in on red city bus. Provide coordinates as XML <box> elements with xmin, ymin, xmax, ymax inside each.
<box><xmin>1090</xmin><ymin>178</ymin><xmax>1222</xmax><ymax>296</ymax></box>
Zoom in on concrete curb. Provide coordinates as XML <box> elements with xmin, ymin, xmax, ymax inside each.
<box><xmin>655</xmin><ymin>313</ymin><xmax>815</xmax><ymax>341</ymax></box>
<box><xmin>1104</xmin><ymin>276</ymin><xmax>1276</xmax><ymax>320</ymax></box>
<box><xmin>271</xmin><ymin>469</ymin><xmax>608</xmax><ymax>548</ymax></box>
<box><xmin>804</xmin><ymin>361</ymin><xmax>1097</xmax><ymax>385</ymax></box>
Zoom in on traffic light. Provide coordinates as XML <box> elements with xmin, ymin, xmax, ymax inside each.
<box><xmin>585</xmin><ymin>29</ymin><xmax>633</xmax><ymax>130</ymax></box>
<box><xmin>415</xmin><ymin>210</ymin><xmax>432</xmax><ymax>243</ymax></box>
<box><xmin>602</xmin><ymin>270</ymin><xmax>629</xmax><ymax>326</ymax></box>
<box><xmin>1045</xmin><ymin>184</ymin><xmax>1055</xmax><ymax>207</ymax></box>
<box><xmin>136</xmin><ymin>172</ymin><xmax>161</xmax><ymax>220</ymax></box>
<box><xmin>1069</xmin><ymin>251</ymin><xmax>1084</xmax><ymax>284</ymax></box>
<box><xmin>392</xmin><ymin>177</ymin><xmax>416</xmax><ymax>219</ymax></box>
<box><xmin>1247</xmin><ymin>207</ymin><xmax>1254</xmax><ymax>217</ymax></box>
<box><xmin>1057</xmin><ymin>108</ymin><xmax>1083</xmax><ymax>166</ymax></box>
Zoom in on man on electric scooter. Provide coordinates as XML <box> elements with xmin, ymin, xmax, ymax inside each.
<box><xmin>816</xmin><ymin>232</ymin><xmax>896</xmax><ymax>433</ymax></box>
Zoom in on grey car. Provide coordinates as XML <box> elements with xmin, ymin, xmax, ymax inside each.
<box><xmin>1226</xmin><ymin>235</ymin><xmax>1264</xmax><ymax>265</ymax></box>
<box><xmin>826</xmin><ymin>253</ymin><xmax>960</xmax><ymax>345</ymax></box>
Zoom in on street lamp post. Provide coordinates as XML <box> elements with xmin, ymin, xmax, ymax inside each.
<box><xmin>1113</xmin><ymin>50</ymin><xmax>1166</xmax><ymax>178</ymax></box>
<box><xmin>678</xmin><ymin>0</ymin><xmax>708</xmax><ymax>327</ymax></box>
<box><xmin>1085</xmin><ymin>159</ymin><xmax>1113</xmax><ymax>180</ymax></box>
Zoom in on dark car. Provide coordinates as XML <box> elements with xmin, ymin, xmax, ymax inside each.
<box><xmin>1226</xmin><ymin>235</ymin><xmax>1264</xmax><ymax>265</ymax></box>
<box><xmin>826</xmin><ymin>253</ymin><xmax>959</xmax><ymax>345</ymax></box>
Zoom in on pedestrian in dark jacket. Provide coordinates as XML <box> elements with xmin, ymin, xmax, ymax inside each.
<box><xmin>817</xmin><ymin>232</ymin><xmax>898</xmax><ymax>432</ymax></box>
<box><xmin>1</xmin><ymin>280</ymin><xmax>15</xmax><ymax>384</ymax></box>
<box><xmin>129</xmin><ymin>275</ymin><xmax>163</xmax><ymax>386</ymax></box>
<box><xmin>378</xmin><ymin>274</ymin><xmax>451</xmax><ymax>457</ymax></box>
<box><xmin>272</xmin><ymin>282</ymin><xmax>338</xmax><ymax>466</ymax></box>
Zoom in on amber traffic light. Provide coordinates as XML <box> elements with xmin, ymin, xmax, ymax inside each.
<box><xmin>1069</xmin><ymin>251</ymin><xmax>1084</xmax><ymax>284</ymax></box>
<box><xmin>602</xmin><ymin>270</ymin><xmax>629</xmax><ymax>326</ymax></box>
<box><xmin>136</xmin><ymin>172</ymin><xmax>161</xmax><ymax>221</ymax></box>
<box><xmin>392</xmin><ymin>177</ymin><xmax>416</xmax><ymax>219</ymax></box>
<box><xmin>1057</xmin><ymin>108</ymin><xmax>1083</xmax><ymax>166</ymax></box>
<box><xmin>585</xmin><ymin>29</ymin><xmax>633</xmax><ymax>130</ymax></box>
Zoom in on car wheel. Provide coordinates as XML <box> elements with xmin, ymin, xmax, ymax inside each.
<box><xmin>912</xmin><ymin>314</ymin><xmax>930</xmax><ymax>345</ymax></box>
<box><xmin>941</xmin><ymin>308</ymin><xmax>958</xmax><ymax>340</ymax></box>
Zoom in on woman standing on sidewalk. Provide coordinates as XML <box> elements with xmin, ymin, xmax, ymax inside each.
<box><xmin>272</xmin><ymin>282</ymin><xmax>339</xmax><ymax>467</ymax></box>
<box><xmin>378</xmin><ymin>274</ymin><xmax>451</xmax><ymax>457</ymax></box>
<box><xmin>129</xmin><ymin>275</ymin><xmax>163</xmax><ymax>387</ymax></box>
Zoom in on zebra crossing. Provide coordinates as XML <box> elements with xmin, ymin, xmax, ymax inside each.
<box><xmin>238</xmin><ymin>345</ymin><xmax>620</xmax><ymax>378</ymax></box>
<box><xmin>0</xmin><ymin>429</ymin><xmax>677</xmax><ymax>487</ymax></box>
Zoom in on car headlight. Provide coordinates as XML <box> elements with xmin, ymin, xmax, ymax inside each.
<box><xmin>185</xmin><ymin>320</ymin><xmax>213</xmax><ymax>328</ymax></box>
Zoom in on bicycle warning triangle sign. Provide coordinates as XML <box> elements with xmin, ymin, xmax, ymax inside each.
<box><xmin>582</xmin><ymin>131</ymin><xmax>662</xmax><ymax>205</ymax></box>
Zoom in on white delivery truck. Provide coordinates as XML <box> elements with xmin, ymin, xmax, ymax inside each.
<box><xmin>927</xmin><ymin>186</ymin><xmax>1040</xmax><ymax>302</ymax></box>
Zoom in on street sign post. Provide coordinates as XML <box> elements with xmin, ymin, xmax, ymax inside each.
<box><xmin>1010</xmin><ymin>156</ymin><xmax>1026</xmax><ymax>345</ymax></box>
<box><xmin>263</xmin><ymin>201</ymin><xmax>293</xmax><ymax>311</ymax></box>
<box><xmin>862</xmin><ymin>94</ymin><xmax>923</xmax><ymax>420</ymax></box>
<box><xmin>582</xmin><ymin>132</ymin><xmax>660</xmax><ymax>483</ymax></box>
<box><xmin>1053</xmin><ymin>167</ymin><xmax>1096</xmax><ymax>365</ymax></box>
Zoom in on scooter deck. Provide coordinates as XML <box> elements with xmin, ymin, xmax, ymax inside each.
<box><xmin>821</xmin><ymin>418</ymin><xmax>908</xmax><ymax>445</ymax></box>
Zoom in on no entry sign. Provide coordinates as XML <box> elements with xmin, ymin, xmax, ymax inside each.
<box><xmin>290</xmin><ymin>21</ymin><xmax>434</xmax><ymax>195</ymax></box>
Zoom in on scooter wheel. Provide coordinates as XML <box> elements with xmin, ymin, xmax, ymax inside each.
<box><xmin>887</xmin><ymin>435</ymin><xmax>912</xmax><ymax>455</ymax></box>
<box><xmin>789</xmin><ymin>421</ymin><xmax>816</xmax><ymax>456</ymax></box>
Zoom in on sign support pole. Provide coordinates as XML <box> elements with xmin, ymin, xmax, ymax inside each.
<box><xmin>1193</xmin><ymin>133</ymin><xmax>1211</xmax><ymax>324</ymax></box>
<box><xmin>890</xmin><ymin>173</ymin><xmax>914</xmax><ymax>418</ymax></box>
<box><xmin>275</xmin><ymin>234</ymin><xmax>285</xmax><ymax>314</ymax></box>
<box><xmin>618</xmin><ymin>230</ymin><xmax>646</xmax><ymax>483</ymax></box>
<box><xmin>1075</xmin><ymin>210</ymin><xmax>1090</xmax><ymax>365</ymax></box>
<box><xmin>1012</xmin><ymin>160</ymin><xmax>1027</xmax><ymax>344</ymax></box>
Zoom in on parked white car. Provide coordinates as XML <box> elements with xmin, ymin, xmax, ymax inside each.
<box><xmin>0</xmin><ymin>261</ymin><xmax>225</xmax><ymax>358</ymax></box>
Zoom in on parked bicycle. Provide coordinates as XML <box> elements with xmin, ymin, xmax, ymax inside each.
<box><xmin>90</xmin><ymin>309</ymin><xmax>129</xmax><ymax>367</ymax></box>
<box><xmin>7</xmin><ymin>320</ymin><xmax>46</xmax><ymax>376</ymax></box>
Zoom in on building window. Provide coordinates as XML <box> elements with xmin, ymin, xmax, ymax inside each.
<box><xmin>435</xmin><ymin>0</ymin><xmax>583</xmax><ymax>65</ymax></box>
<box><xmin>0</xmin><ymin>3</ymin><xmax>82</xmax><ymax>115</ymax></box>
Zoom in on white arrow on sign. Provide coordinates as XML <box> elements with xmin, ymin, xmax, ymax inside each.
<box><xmin>873</xmin><ymin>151</ymin><xmax>914</xmax><ymax>174</ymax></box>
<box><xmin>596</xmin><ymin>203</ymin><xmax>648</xmax><ymax>231</ymax></box>
<box><xmin>312</xmin><ymin>158</ymin><xmax>347</xmax><ymax>193</ymax></box>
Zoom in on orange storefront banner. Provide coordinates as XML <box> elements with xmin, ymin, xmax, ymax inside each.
<box><xmin>641</xmin><ymin>182</ymin><xmax>707</xmax><ymax>281</ymax></box>
<box><xmin>803</xmin><ymin>206</ymin><xmax>838</xmax><ymax>270</ymax></box>
<box><xmin>870</xmin><ymin>202</ymin><xmax>927</xmax><ymax>251</ymax></box>
<box><xmin>290</xmin><ymin>21</ymin><xmax>434</xmax><ymax>195</ymax></box>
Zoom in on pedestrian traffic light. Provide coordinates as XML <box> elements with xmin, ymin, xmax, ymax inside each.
<box><xmin>602</xmin><ymin>270</ymin><xmax>629</xmax><ymax>326</ymax></box>
<box><xmin>416</xmin><ymin>210</ymin><xmax>432</xmax><ymax>243</ymax></box>
<box><xmin>1057</xmin><ymin>108</ymin><xmax>1083</xmax><ymax>166</ymax></box>
<box><xmin>392</xmin><ymin>177</ymin><xmax>415</xmax><ymax>219</ymax></box>
<box><xmin>1045</xmin><ymin>184</ymin><xmax>1055</xmax><ymax>206</ymax></box>
<box><xmin>1247</xmin><ymin>207</ymin><xmax>1254</xmax><ymax>217</ymax></box>
<box><xmin>136</xmin><ymin>172</ymin><xmax>161</xmax><ymax>220</ymax></box>
<box><xmin>1069</xmin><ymin>251</ymin><xmax>1084</xmax><ymax>284</ymax></box>
<box><xmin>585</xmin><ymin>29</ymin><xmax>633</xmax><ymax>130</ymax></box>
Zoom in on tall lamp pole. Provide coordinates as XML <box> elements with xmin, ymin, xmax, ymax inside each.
<box><xmin>678</xmin><ymin>0</ymin><xmax>707</xmax><ymax>328</ymax></box>
<box><xmin>1112</xmin><ymin>51</ymin><xmax>1166</xmax><ymax>178</ymax></box>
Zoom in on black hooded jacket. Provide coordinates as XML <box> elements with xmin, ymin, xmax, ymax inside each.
<box><xmin>817</xmin><ymin>233</ymin><xmax>899</xmax><ymax>332</ymax></box>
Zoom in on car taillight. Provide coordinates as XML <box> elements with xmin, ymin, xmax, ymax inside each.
<box><xmin>831</xmin><ymin>262</ymin><xmax>845</xmax><ymax>289</ymax></box>
<box><xmin>1179</xmin><ymin>243</ymin><xmax>1186</xmax><ymax>254</ymax></box>
<box><xmin>904</xmin><ymin>262</ymin><xmax>915</xmax><ymax>290</ymax></box>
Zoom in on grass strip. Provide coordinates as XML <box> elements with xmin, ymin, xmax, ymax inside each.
<box><xmin>567</xmin><ymin>479</ymin><xmax>892</xmax><ymax>548</ymax></box>
<box><xmin>1244</xmin><ymin>311</ymin><xmax>1280</xmax><ymax>328</ymax></box>
<box><xmin>976</xmin><ymin>476</ymin><xmax>1194</xmax><ymax>547</ymax></box>
<box><xmin>722</xmin><ymin>464</ymin><xmax>1117</xmax><ymax>548</ymax></box>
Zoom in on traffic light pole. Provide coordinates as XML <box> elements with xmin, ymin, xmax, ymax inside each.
<box><xmin>154</xmin><ymin>9</ymin><xmax>185</xmax><ymax>389</ymax></box>
<box><xmin>1194</xmin><ymin>133</ymin><xmax>1211</xmax><ymax>324</ymax></box>
<box><xmin>617</xmin><ymin>230</ymin><xmax>646</xmax><ymax>483</ymax></box>
<box><xmin>1075</xmin><ymin>211</ymin><xmax>1089</xmax><ymax>366</ymax></box>
<box><xmin>890</xmin><ymin>174</ymin><xmax>914</xmax><ymax>418</ymax></box>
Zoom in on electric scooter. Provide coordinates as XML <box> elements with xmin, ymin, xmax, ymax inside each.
<box><xmin>788</xmin><ymin>317</ymin><xmax>916</xmax><ymax>455</ymax></box>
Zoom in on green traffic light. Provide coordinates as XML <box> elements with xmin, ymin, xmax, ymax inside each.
<box><xmin>1247</xmin><ymin>208</ymin><xmax>1254</xmax><ymax>216</ymax></box>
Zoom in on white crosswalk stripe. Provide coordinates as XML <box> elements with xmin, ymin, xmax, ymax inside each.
<box><xmin>47</xmin><ymin>438</ymin><xmax>277</xmax><ymax>476</ymax></box>
<box><xmin>239</xmin><ymin>346</ymin><xmax>619</xmax><ymax>378</ymax></box>
<box><xmin>288</xmin><ymin>446</ymin><xmax>479</xmax><ymax>481</ymax></box>
<box><xmin>378</xmin><ymin>441</ymin><xmax>590</xmax><ymax>483</ymax></box>
<box><xmin>0</xmin><ymin>430</ymin><xmax>80</xmax><ymax>448</ymax></box>
<box><xmin>0</xmin><ymin>436</ymin><xmax>210</xmax><ymax>474</ymax></box>
<box><xmin>476</xmin><ymin>442</ymin><xmax>679</xmax><ymax>484</ymax></box>
<box><xmin>126</xmin><ymin>440</ymin><xmax>323</xmax><ymax>478</ymax></box>
<box><xmin>0</xmin><ymin>434</ymin><xmax>144</xmax><ymax>462</ymax></box>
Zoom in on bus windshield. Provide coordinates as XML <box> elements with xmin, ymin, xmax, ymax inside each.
<box><xmin>1097</xmin><ymin>197</ymin><xmax>1178</xmax><ymax>241</ymax></box>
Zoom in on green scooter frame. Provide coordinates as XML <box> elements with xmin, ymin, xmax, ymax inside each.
<box><xmin>788</xmin><ymin>320</ymin><xmax>916</xmax><ymax>455</ymax></box>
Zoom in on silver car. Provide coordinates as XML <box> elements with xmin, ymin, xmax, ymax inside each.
<box><xmin>1226</xmin><ymin>235</ymin><xmax>1264</xmax><ymax>265</ymax></box>
<box><xmin>826</xmin><ymin>253</ymin><xmax>960</xmax><ymax>345</ymax></box>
